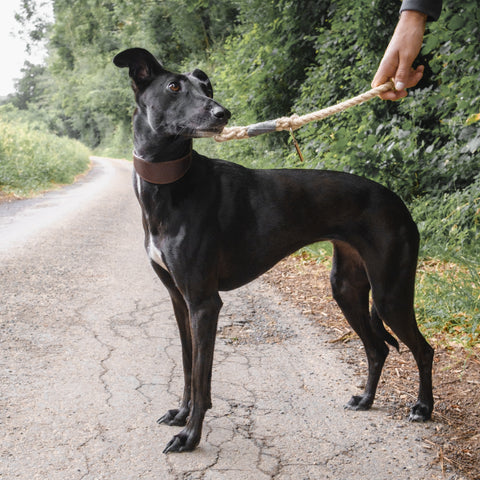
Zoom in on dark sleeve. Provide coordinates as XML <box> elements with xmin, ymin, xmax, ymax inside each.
<box><xmin>400</xmin><ymin>0</ymin><xmax>442</xmax><ymax>20</ymax></box>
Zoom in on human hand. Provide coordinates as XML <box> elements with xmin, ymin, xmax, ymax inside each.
<box><xmin>372</xmin><ymin>10</ymin><xmax>427</xmax><ymax>100</ymax></box>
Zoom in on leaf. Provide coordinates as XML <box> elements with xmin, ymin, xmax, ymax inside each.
<box><xmin>448</xmin><ymin>15</ymin><xmax>465</xmax><ymax>31</ymax></box>
<box><xmin>466</xmin><ymin>136</ymin><xmax>480</xmax><ymax>154</ymax></box>
<box><xmin>466</xmin><ymin>113</ymin><xmax>480</xmax><ymax>125</ymax></box>
<box><xmin>422</xmin><ymin>34</ymin><xmax>440</xmax><ymax>55</ymax></box>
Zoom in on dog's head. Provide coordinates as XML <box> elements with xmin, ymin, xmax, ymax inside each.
<box><xmin>113</xmin><ymin>48</ymin><xmax>230</xmax><ymax>138</ymax></box>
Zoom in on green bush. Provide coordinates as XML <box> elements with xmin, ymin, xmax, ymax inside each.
<box><xmin>412</xmin><ymin>175</ymin><xmax>480</xmax><ymax>259</ymax></box>
<box><xmin>0</xmin><ymin>106</ymin><xmax>91</xmax><ymax>195</ymax></box>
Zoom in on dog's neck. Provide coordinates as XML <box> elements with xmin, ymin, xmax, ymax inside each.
<box><xmin>133</xmin><ymin>115</ymin><xmax>193</xmax><ymax>163</ymax></box>
<box><xmin>133</xmin><ymin>136</ymin><xmax>192</xmax><ymax>164</ymax></box>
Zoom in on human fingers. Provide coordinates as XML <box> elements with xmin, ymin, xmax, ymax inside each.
<box><xmin>394</xmin><ymin>62</ymin><xmax>425</xmax><ymax>92</ymax></box>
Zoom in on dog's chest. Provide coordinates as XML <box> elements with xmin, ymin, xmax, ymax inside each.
<box><xmin>135</xmin><ymin>173</ymin><xmax>170</xmax><ymax>272</ymax></box>
<box><xmin>147</xmin><ymin>235</ymin><xmax>169</xmax><ymax>271</ymax></box>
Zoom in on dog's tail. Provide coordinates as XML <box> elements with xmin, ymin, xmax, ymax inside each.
<box><xmin>371</xmin><ymin>306</ymin><xmax>400</xmax><ymax>351</ymax></box>
<box><xmin>382</xmin><ymin>326</ymin><xmax>400</xmax><ymax>351</ymax></box>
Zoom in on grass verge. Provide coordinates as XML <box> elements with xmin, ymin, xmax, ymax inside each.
<box><xmin>0</xmin><ymin>114</ymin><xmax>91</xmax><ymax>197</ymax></box>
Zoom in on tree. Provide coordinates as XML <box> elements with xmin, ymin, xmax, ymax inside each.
<box><xmin>12</xmin><ymin>62</ymin><xmax>47</xmax><ymax>110</ymax></box>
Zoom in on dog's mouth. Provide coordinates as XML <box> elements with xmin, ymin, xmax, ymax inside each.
<box><xmin>167</xmin><ymin>103</ymin><xmax>231</xmax><ymax>139</ymax></box>
<box><xmin>176</xmin><ymin>122</ymin><xmax>228</xmax><ymax>139</ymax></box>
<box><xmin>193</xmin><ymin>126</ymin><xmax>227</xmax><ymax>138</ymax></box>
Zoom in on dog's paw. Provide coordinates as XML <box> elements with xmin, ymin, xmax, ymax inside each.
<box><xmin>157</xmin><ymin>408</ymin><xmax>189</xmax><ymax>426</ymax></box>
<box><xmin>163</xmin><ymin>435</ymin><xmax>186</xmax><ymax>454</ymax></box>
<box><xmin>344</xmin><ymin>394</ymin><xmax>373</xmax><ymax>411</ymax></box>
<box><xmin>408</xmin><ymin>401</ymin><xmax>432</xmax><ymax>422</ymax></box>
<box><xmin>163</xmin><ymin>430</ymin><xmax>199</xmax><ymax>454</ymax></box>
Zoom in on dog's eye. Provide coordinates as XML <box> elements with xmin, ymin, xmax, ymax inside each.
<box><xmin>168</xmin><ymin>82</ymin><xmax>181</xmax><ymax>92</ymax></box>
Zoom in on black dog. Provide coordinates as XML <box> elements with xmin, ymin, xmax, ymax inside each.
<box><xmin>113</xmin><ymin>48</ymin><xmax>434</xmax><ymax>453</ymax></box>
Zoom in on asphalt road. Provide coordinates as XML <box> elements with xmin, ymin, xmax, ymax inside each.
<box><xmin>0</xmin><ymin>157</ymin><xmax>446</xmax><ymax>479</ymax></box>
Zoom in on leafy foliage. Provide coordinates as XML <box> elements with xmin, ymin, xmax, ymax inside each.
<box><xmin>0</xmin><ymin>105</ymin><xmax>90</xmax><ymax>194</ymax></box>
<box><xmin>412</xmin><ymin>175</ymin><xmax>480</xmax><ymax>259</ymax></box>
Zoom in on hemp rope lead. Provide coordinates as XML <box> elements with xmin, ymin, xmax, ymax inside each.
<box><xmin>213</xmin><ymin>80</ymin><xmax>394</xmax><ymax>143</ymax></box>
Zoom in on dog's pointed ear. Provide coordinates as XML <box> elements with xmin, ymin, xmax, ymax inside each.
<box><xmin>189</xmin><ymin>69</ymin><xmax>213</xmax><ymax>98</ymax></box>
<box><xmin>113</xmin><ymin>48</ymin><xmax>164</xmax><ymax>91</ymax></box>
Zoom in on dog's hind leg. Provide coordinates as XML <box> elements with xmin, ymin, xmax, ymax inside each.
<box><xmin>371</xmin><ymin>283</ymin><xmax>434</xmax><ymax>421</ymax></box>
<box><xmin>364</xmin><ymin>228</ymin><xmax>434</xmax><ymax>421</ymax></box>
<box><xmin>330</xmin><ymin>241</ymin><xmax>391</xmax><ymax>411</ymax></box>
<box><xmin>152</xmin><ymin>264</ymin><xmax>193</xmax><ymax>427</ymax></box>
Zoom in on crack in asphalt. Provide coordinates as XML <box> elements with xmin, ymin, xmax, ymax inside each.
<box><xmin>94</xmin><ymin>331</ymin><xmax>115</xmax><ymax>408</ymax></box>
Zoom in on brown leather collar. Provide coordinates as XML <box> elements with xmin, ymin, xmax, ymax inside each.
<box><xmin>133</xmin><ymin>150</ymin><xmax>192</xmax><ymax>184</ymax></box>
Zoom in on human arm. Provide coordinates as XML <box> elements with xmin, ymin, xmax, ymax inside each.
<box><xmin>372</xmin><ymin>0</ymin><xmax>442</xmax><ymax>100</ymax></box>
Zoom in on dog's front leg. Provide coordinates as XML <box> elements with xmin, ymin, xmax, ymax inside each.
<box><xmin>163</xmin><ymin>293</ymin><xmax>222</xmax><ymax>453</ymax></box>
<box><xmin>150</xmin><ymin>263</ymin><xmax>194</xmax><ymax>426</ymax></box>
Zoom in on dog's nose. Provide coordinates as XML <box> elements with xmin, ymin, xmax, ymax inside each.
<box><xmin>212</xmin><ymin>105</ymin><xmax>231</xmax><ymax>120</ymax></box>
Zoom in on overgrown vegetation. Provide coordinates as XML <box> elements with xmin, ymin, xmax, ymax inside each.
<box><xmin>0</xmin><ymin>105</ymin><xmax>90</xmax><ymax>196</ymax></box>
<box><xmin>1</xmin><ymin>0</ymin><xmax>478</xmax><ymax>345</ymax></box>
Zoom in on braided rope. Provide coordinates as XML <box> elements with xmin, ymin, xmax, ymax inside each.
<box><xmin>214</xmin><ymin>81</ymin><xmax>394</xmax><ymax>142</ymax></box>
